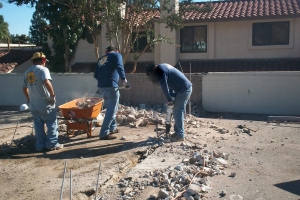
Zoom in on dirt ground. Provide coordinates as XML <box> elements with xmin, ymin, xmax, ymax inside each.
<box><xmin>0</xmin><ymin>109</ymin><xmax>300</xmax><ymax>200</ymax></box>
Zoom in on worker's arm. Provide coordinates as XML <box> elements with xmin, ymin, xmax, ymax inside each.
<box><xmin>115</xmin><ymin>53</ymin><xmax>126</xmax><ymax>81</ymax></box>
<box><xmin>157</xmin><ymin>66</ymin><xmax>172</xmax><ymax>102</ymax></box>
<box><xmin>44</xmin><ymin>79</ymin><xmax>55</xmax><ymax>96</ymax></box>
<box><xmin>160</xmin><ymin>75</ymin><xmax>172</xmax><ymax>102</ymax></box>
<box><xmin>23</xmin><ymin>87</ymin><xmax>30</xmax><ymax>103</ymax></box>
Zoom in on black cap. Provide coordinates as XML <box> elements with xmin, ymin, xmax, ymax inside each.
<box><xmin>106</xmin><ymin>45</ymin><xmax>117</xmax><ymax>52</ymax></box>
<box><xmin>145</xmin><ymin>63</ymin><xmax>156</xmax><ymax>75</ymax></box>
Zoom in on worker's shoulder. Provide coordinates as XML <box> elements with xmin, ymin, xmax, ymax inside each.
<box><xmin>108</xmin><ymin>51</ymin><xmax>122</xmax><ymax>58</ymax></box>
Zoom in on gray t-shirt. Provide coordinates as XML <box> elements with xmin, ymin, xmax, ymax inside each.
<box><xmin>23</xmin><ymin>65</ymin><xmax>55</xmax><ymax>111</ymax></box>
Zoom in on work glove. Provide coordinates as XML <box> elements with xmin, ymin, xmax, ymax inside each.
<box><xmin>166</xmin><ymin>101</ymin><xmax>174</xmax><ymax>107</ymax></box>
<box><xmin>123</xmin><ymin>81</ymin><xmax>131</xmax><ymax>89</ymax></box>
<box><xmin>48</xmin><ymin>95</ymin><xmax>56</xmax><ymax>106</ymax></box>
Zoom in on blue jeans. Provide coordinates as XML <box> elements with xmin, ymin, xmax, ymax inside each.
<box><xmin>31</xmin><ymin>109</ymin><xmax>59</xmax><ymax>150</ymax></box>
<box><xmin>98</xmin><ymin>87</ymin><xmax>120</xmax><ymax>138</ymax></box>
<box><xmin>173</xmin><ymin>86</ymin><xmax>192</xmax><ymax>138</ymax></box>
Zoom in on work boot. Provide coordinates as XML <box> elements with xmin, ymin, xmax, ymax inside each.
<box><xmin>171</xmin><ymin>136</ymin><xmax>184</xmax><ymax>142</ymax></box>
<box><xmin>109</xmin><ymin>129</ymin><xmax>119</xmax><ymax>134</ymax></box>
<box><xmin>47</xmin><ymin>144</ymin><xmax>64</xmax><ymax>151</ymax></box>
<box><xmin>100</xmin><ymin>134</ymin><xmax>117</xmax><ymax>140</ymax></box>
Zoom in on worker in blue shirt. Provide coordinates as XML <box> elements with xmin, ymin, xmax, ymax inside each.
<box><xmin>94</xmin><ymin>45</ymin><xmax>130</xmax><ymax>140</ymax></box>
<box><xmin>145</xmin><ymin>63</ymin><xmax>192</xmax><ymax>141</ymax></box>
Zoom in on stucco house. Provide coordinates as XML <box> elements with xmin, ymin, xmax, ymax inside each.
<box><xmin>1</xmin><ymin>0</ymin><xmax>299</xmax><ymax>74</ymax></box>
<box><xmin>70</xmin><ymin>0</ymin><xmax>300</xmax><ymax>73</ymax></box>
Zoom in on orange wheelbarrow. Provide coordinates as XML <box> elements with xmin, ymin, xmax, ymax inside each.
<box><xmin>58</xmin><ymin>97</ymin><xmax>103</xmax><ymax>138</ymax></box>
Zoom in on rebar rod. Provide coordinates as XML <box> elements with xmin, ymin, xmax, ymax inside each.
<box><xmin>70</xmin><ymin>169</ymin><xmax>72</xmax><ymax>200</ymax></box>
<box><xmin>94</xmin><ymin>163</ymin><xmax>101</xmax><ymax>200</ymax></box>
<box><xmin>60</xmin><ymin>160</ymin><xmax>67</xmax><ymax>200</ymax></box>
<box><xmin>10</xmin><ymin>121</ymin><xmax>19</xmax><ymax>147</ymax></box>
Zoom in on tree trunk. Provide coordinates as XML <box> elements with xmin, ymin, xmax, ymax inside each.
<box><xmin>68</xmin><ymin>39</ymin><xmax>80</xmax><ymax>69</ymax></box>
<box><xmin>63</xmin><ymin>29</ymin><xmax>69</xmax><ymax>72</ymax></box>
<box><xmin>129</xmin><ymin>44</ymin><xmax>149</xmax><ymax>74</ymax></box>
<box><xmin>92</xmin><ymin>33</ymin><xmax>99</xmax><ymax>60</ymax></box>
<box><xmin>130</xmin><ymin>59</ymin><xmax>138</xmax><ymax>74</ymax></box>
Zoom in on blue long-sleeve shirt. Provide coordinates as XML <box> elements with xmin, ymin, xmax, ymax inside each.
<box><xmin>94</xmin><ymin>52</ymin><xmax>126</xmax><ymax>88</ymax></box>
<box><xmin>157</xmin><ymin>63</ymin><xmax>192</xmax><ymax>101</ymax></box>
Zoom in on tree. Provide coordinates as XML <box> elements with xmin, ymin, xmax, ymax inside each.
<box><xmin>8</xmin><ymin>0</ymin><xmax>211</xmax><ymax>72</ymax></box>
<box><xmin>8</xmin><ymin>0</ymin><xmax>89</xmax><ymax>72</ymax></box>
<box><xmin>0</xmin><ymin>3</ymin><xmax>10</xmax><ymax>43</ymax></box>
<box><xmin>29</xmin><ymin>10</ymin><xmax>48</xmax><ymax>45</ymax></box>
<box><xmin>28</xmin><ymin>1</ymin><xmax>89</xmax><ymax>72</ymax></box>
<box><xmin>10</xmin><ymin>34</ymin><xmax>31</xmax><ymax>44</ymax></box>
<box><xmin>107</xmin><ymin>0</ymin><xmax>211</xmax><ymax>72</ymax></box>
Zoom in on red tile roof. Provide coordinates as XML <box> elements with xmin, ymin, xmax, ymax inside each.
<box><xmin>0</xmin><ymin>49</ymin><xmax>40</xmax><ymax>73</ymax></box>
<box><xmin>70</xmin><ymin>58</ymin><xmax>300</xmax><ymax>74</ymax></box>
<box><xmin>183</xmin><ymin>0</ymin><xmax>300</xmax><ymax>21</ymax></box>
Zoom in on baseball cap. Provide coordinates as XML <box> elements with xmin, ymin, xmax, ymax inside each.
<box><xmin>106</xmin><ymin>45</ymin><xmax>117</xmax><ymax>52</ymax></box>
<box><xmin>145</xmin><ymin>63</ymin><xmax>156</xmax><ymax>75</ymax></box>
<box><xmin>31</xmin><ymin>52</ymin><xmax>46</xmax><ymax>59</ymax></box>
<box><xmin>31</xmin><ymin>52</ymin><xmax>49</xmax><ymax>62</ymax></box>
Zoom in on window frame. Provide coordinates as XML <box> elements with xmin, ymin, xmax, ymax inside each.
<box><xmin>130</xmin><ymin>31</ymin><xmax>154</xmax><ymax>53</ymax></box>
<box><xmin>180</xmin><ymin>25</ymin><xmax>207</xmax><ymax>53</ymax></box>
<box><xmin>252</xmin><ymin>21</ymin><xmax>290</xmax><ymax>46</ymax></box>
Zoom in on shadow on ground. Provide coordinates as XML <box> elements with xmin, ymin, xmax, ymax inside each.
<box><xmin>0</xmin><ymin>133</ymin><xmax>148</xmax><ymax>160</ymax></box>
<box><xmin>274</xmin><ymin>180</ymin><xmax>300</xmax><ymax>196</ymax></box>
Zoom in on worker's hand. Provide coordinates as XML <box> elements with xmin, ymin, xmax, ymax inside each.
<box><xmin>166</xmin><ymin>101</ymin><xmax>174</xmax><ymax>107</ymax></box>
<box><xmin>48</xmin><ymin>95</ymin><xmax>56</xmax><ymax>106</ymax></box>
<box><xmin>123</xmin><ymin>82</ymin><xmax>131</xmax><ymax>89</ymax></box>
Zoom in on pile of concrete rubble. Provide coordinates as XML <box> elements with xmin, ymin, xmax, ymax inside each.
<box><xmin>58</xmin><ymin>103</ymin><xmax>206</xmax><ymax>132</ymax></box>
<box><xmin>117</xmin><ymin>140</ymin><xmax>230</xmax><ymax>200</ymax></box>
<box><xmin>99</xmin><ymin>103</ymin><xmax>204</xmax><ymax>128</ymax></box>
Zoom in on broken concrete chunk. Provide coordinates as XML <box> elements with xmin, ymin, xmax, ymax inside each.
<box><xmin>229</xmin><ymin>172</ymin><xmax>236</xmax><ymax>177</ymax></box>
<box><xmin>124</xmin><ymin>187</ymin><xmax>133</xmax><ymax>194</ymax></box>
<box><xmin>220</xmin><ymin>190</ymin><xmax>227</xmax><ymax>197</ymax></box>
<box><xmin>215</xmin><ymin>158</ymin><xmax>228</xmax><ymax>166</ymax></box>
<box><xmin>186</xmin><ymin>183</ymin><xmax>202</xmax><ymax>195</ymax></box>
<box><xmin>175</xmin><ymin>164</ymin><xmax>184</xmax><ymax>171</ymax></box>
<box><xmin>183</xmin><ymin>192</ymin><xmax>195</xmax><ymax>200</ymax></box>
<box><xmin>189</xmin><ymin>157</ymin><xmax>197</xmax><ymax>164</ymax></box>
<box><xmin>158</xmin><ymin>189</ymin><xmax>169</xmax><ymax>198</ymax></box>
<box><xmin>243</xmin><ymin>128</ymin><xmax>250</xmax><ymax>133</ymax></box>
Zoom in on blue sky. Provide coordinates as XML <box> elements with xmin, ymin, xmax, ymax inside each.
<box><xmin>1</xmin><ymin>0</ymin><xmax>205</xmax><ymax>36</ymax></box>
<box><xmin>1</xmin><ymin>1</ymin><xmax>35</xmax><ymax>35</ymax></box>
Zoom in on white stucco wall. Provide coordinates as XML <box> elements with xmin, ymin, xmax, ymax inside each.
<box><xmin>215</xmin><ymin>18</ymin><xmax>298</xmax><ymax>59</ymax></box>
<box><xmin>1</xmin><ymin>72</ymin><xmax>299</xmax><ymax>116</ymax></box>
<box><xmin>0</xmin><ymin>74</ymin><xmax>97</xmax><ymax>107</ymax></box>
<box><xmin>73</xmin><ymin>39</ymin><xmax>100</xmax><ymax>63</ymax></box>
<box><xmin>179</xmin><ymin>18</ymin><xmax>300</xmax><ymax>60</ymax></box>
<box><xmin>46</xmin><ymin>17</ymin><xmax>300</xmax><ymax>64</ymax></box>
<box><xmin>202</xmin><ymin>72</ymin><xmax>300</xmax><ymax>115</ymax></box>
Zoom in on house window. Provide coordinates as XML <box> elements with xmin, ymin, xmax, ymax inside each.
<box><xmin>252</xmin><ymin>21</ymin><xmax>289</xmax><ymax>46</ymax></box>
<box><xmin>131</xmin><ymin>31</ymin><xmax>154</xmax><ymax>53</ymax></box>
<box><xmin>180</xmin><ymin>26</ymin><xmax>207</xmax><ymax>53</ymax></box>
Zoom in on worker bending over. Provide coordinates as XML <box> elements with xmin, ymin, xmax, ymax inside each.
<box><xmin>145</xmin><ymin>63</ymin><xmax>192</xmax><ymax>142</ymax></box>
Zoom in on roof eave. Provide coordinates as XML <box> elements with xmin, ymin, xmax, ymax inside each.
<box><xmin>183</xmin><ymin>14</ymin><xmax>300</xmax><ymax>24</ymax></box>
